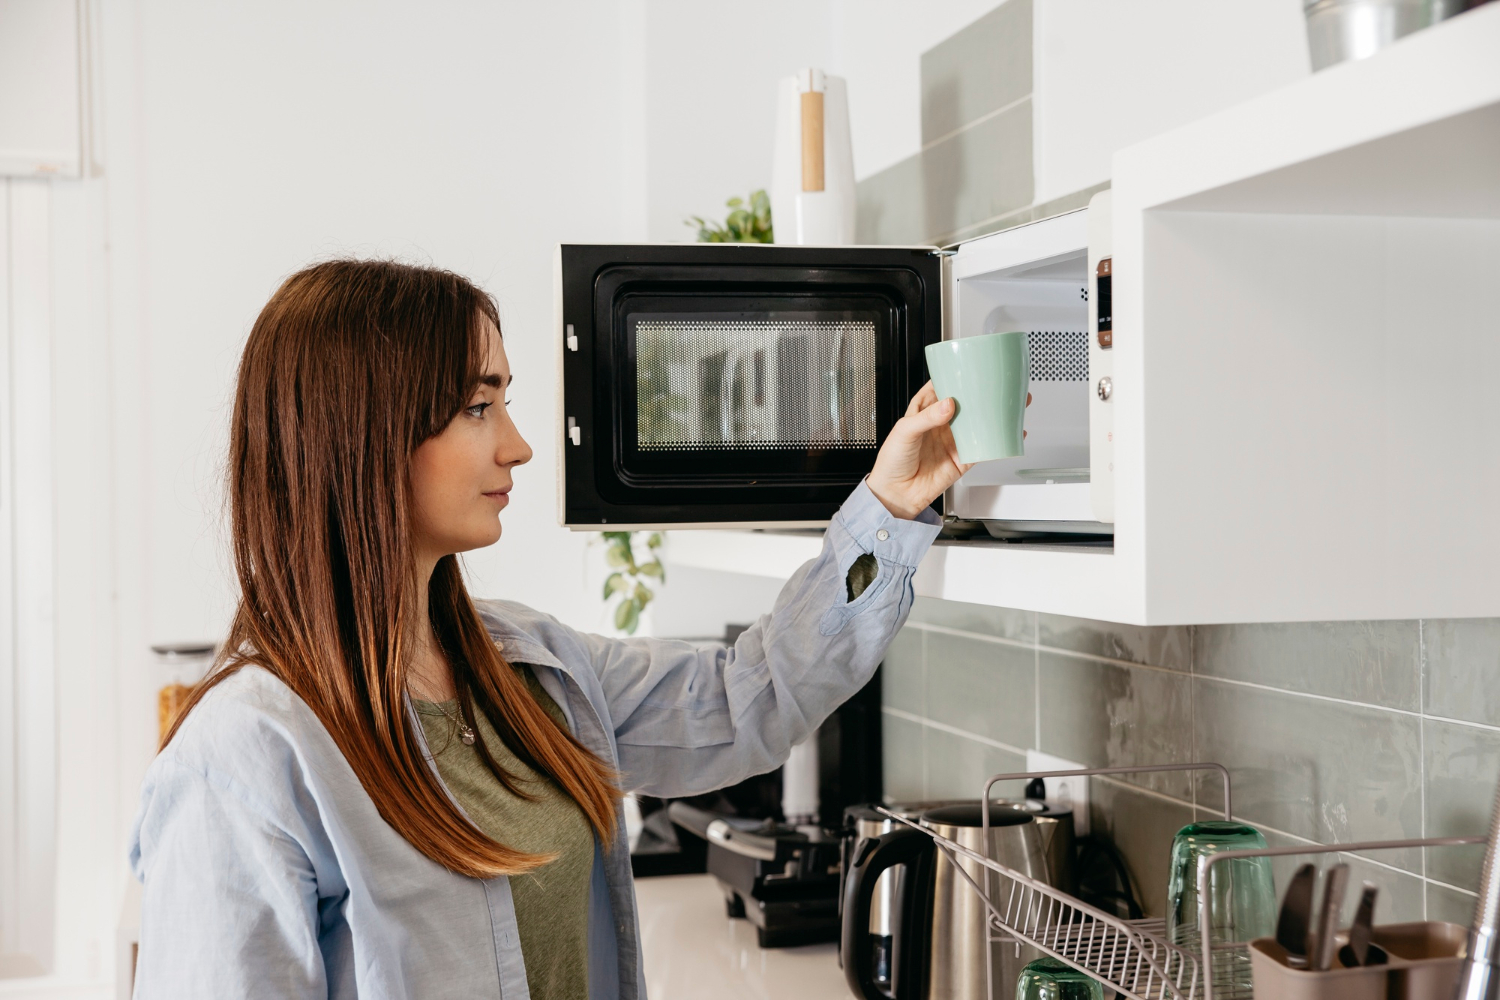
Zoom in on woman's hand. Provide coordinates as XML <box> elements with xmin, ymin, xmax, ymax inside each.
<box><xmin>866</xmin><ymin>382</ymin><xmax>1029</xmax><ymax>521</ymax></box>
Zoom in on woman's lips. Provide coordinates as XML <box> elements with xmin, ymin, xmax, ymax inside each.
<box><xmin>483</xmin><ymin>489</ymin><xmax>510</xmax><ymax>507</ymax></box>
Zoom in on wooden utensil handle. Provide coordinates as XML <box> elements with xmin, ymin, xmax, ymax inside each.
<box><xmin>800</xmin><ymin>90</ymin><xmax>824</xmax><ymax>192</ymax></box>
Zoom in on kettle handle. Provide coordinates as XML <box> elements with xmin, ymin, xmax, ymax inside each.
<box><xmin>841</xmin><ymin>826</ymin><xmax>933</xmax><ymax>1000</ymax></box>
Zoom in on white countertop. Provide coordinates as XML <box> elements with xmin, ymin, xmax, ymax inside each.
<box><xmin>636</xmin><ymin>874</ymin><xmax>851</xmax><ymax>1000</ymax></box>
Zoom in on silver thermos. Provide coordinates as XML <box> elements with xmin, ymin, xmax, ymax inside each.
<box><xmin>842</xmin><ymin>803</ymin><xmax>1060</xmax><ymax>1000</ymax></box>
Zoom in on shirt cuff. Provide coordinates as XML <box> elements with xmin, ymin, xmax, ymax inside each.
<box><xmin>832</xmin><ymin>479</ymin><xmax>942</xmax><ymax>569</ymax></box>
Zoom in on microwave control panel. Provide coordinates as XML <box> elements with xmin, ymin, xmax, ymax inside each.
<box><xmin>1086</xmin><ymin>190</ymin><xmax>1115</xmax><ymax>524</ymax></box>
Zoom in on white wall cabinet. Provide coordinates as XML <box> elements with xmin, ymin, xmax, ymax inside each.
<box><xmin>669</xmin><ymin>5</ymin><xmax>1500</xmax><ymax>625</ymax></box>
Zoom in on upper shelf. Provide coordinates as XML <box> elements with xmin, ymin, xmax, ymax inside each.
<box><xmin>1114</xmin><ymin>2</ymin><xmax>1500</xmax><ymax>219</ymax></box>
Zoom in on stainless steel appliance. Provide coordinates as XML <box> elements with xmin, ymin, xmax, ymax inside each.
<box><xmin>840</xmin><ymin>799</ymin><xmax>1075</xmax><ymax>997</ymax></box>
<box><xmin>556</xmin><ymin>200</ymin><xmax>1114</xmax><ymax>534</ymax></box>
<box><xmin>841</xmin><ymin>804</ymin><xmax>1051</xmax><ymax>1000</ymax></box>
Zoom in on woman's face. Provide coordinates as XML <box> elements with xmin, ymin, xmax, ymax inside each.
<box><xmin>409</xmin><ymin>319</ymin><xmax>533</xmax><ymax>564</ymax></box>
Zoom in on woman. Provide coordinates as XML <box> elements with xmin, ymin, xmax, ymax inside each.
<box><xmin>129</xmin><ymin>259</ymin><xmax>969</xmax><ymax>999</ymax></box>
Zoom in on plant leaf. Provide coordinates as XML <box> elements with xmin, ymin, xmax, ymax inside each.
<box><xmin>615</xmin><ymin>598</ymin><xmax>640</xmax><ymax>634</ymax></box>
<box><xmin>637</xmin><ymin>560</ymin><xmax>664</xmax><ymax>580</ymax></box>
<box><xmin>633</xmin><ymin>582</ymin><xmax>653</xmax><ymax>606</ymax></box>
<box><xmin>646</xmin><ymin>532</ymin><xmax>663</xmax><ymax>549</ymax></box>
<box><xmin>605</xmin><ymin>544</ymin><xmax>629</xmax><ymax>568</ymax></box>
<box><xmin>603</xmin><ymin>572</ymin><xmax>627</xmax><ymax>599</ymax></box>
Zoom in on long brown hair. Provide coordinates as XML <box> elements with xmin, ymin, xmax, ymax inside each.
<box><xmin>162</xmin><ymin>259</ymin><xmax>619</xmax><ymax>877</ymax></box>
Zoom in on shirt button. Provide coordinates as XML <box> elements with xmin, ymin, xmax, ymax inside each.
<box><xmin>495</xmin><ymin>640</ymin><xmax>505</xmax><ymax>651</ymax></box>
<box><xmin>876</xmin><ymin>529</ymin><xmax>890</xmax><ymax>542</ymax></box>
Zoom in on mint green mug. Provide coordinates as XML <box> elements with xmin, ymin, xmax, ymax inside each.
<box><xmin>924</xmin><ymin>331</ymin><xmax>1029</xmax><ymax>464</ymax></box>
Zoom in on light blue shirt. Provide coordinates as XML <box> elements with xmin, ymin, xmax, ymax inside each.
<box><xmin>128</xmin><ymin>481</ymin><xmax>940</xmax><ymax>999</ymax></box>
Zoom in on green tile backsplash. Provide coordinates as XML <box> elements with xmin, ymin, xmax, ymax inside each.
<box><xmin>856</xmin><ymin>0</ymin><xmax>1036</xmax><ymax>248</ymax></box>
<box><xmin>920</xmin><ymin>0</ymin><xmax>1032</xmax><ymax>145</ymax></box>
<box><xmin>1424</xmin><ymin>619</ymin><xmax>1500</xmax><ymax>726</ymax></box>
<box><xmin>882</xmin><ymin>600</ymin><xmax>1500</xmax><ymax>923</ymax></box>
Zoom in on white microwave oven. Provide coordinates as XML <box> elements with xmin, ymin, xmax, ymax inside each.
<box><xmin>556</xmin><ymin>192</ymin><xmax>1114</xmax><ymax>536</ymax></box>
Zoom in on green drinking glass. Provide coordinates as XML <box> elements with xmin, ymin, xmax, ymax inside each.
<box><xmin>1016</xmin><ymin>957</ymin><xmax>1104</xmax><ymax>1000</ymax></box>
<box><xmin>1165</xmin><ymin>821</ymin><xmax>1276</xmax><ymax>995</ymax></box>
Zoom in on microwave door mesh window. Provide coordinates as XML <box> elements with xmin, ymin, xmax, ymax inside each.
<box><xmin>634</xmin><ymin>319</ymin><xmax>878</xmax><ymax>451</ymax></box>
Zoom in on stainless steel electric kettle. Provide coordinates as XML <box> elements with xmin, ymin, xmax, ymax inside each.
<box><xmin>842</xmin><ymin>803</ymin><xmax>1051</xmax><ymax>1000</ymax></box>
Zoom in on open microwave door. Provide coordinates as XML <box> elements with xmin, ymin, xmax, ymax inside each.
<box><xmin>557</xmin><ymin>244</ymin><xmax>941</xmax><ymax>528</ymax></box>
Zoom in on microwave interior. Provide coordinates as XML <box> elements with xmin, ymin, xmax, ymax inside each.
<box><xmin>559</xmin><ymin>245</ymin><xmax>940</xmax><ymax>527</ymax></box>
<box><xmin>949</xmin><ymin>246</ymin><xmax>1110</xmax><ymax>537</ymax></box>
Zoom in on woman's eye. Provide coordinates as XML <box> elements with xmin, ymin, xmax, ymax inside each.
<box><xmin>466</xmin><ymin>402</ymin><xmax>492</xmax><ymax>418</ymax></box>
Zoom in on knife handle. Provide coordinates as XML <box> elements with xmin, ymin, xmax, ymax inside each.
<box><xmin>1314</xmin><ymin>864</ymin><xmax>1351</xmax><ymax>971</ymax></box>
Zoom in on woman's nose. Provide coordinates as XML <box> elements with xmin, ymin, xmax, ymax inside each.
<box><xmin>500</xmin><ymin>420</ymin><xmax>533</xmax><ymax>468</ymax></box>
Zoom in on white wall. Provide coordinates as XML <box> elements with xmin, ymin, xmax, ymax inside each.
<box><xmin>640</xmin><ymin>0</ymin><xmax>1003</xmax><ymax>241</ymax></box>
<box><xmin>7</xmin><ymin>1</ymin><xmax>651</xmax><ymax>995</ymax></box>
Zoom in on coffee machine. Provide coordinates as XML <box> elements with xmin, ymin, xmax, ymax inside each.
<box><xmin>656</xmin><ymin>648</ymin><xmax>884</xmax><ymax>948</ymax></box>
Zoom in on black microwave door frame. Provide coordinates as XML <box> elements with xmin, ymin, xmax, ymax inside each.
<box><xmin>560</xmin><ymin>244</ymin><xmax>941</xmax><ymax>526</ymax></box>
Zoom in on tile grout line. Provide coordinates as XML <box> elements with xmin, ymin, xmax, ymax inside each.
<box><xmin>918</xmin><ymin>93</ymin><xmax>1031</xmax><ymax>154</ymax></box>
<box><xmin>1190</xmin><ymin>625</ymin><xmax>1199</xmax><ymax>819</ymax></box>
<box><xmin>1425</xmin><ymin>876</ymin><xmax>1479</xmax><ymax>898</ymax></box>
<box><xmin>930</xmin><ymin>180</ymin><xmax>1113</xmax><ymax>248</ymax></box>
<box><xmin>916</xmin><ymin>618</ymin><xmax>1500</xmax><ymax>737</ymax></box>
<box><xmin>1419</xmin><ymin>618</ymin><xmax>1429</xmax><ymax>920</ymax></box>
<box><xmin>909</xmin><ymin>621</ymin><xmax>1190</xmax><ymax>677</ymax></box>
<box><xmin>1195</xmin><ymin>671</ymin><xmax>1423</xmax><ymax>721</ymax></box>
<box><xmin>1033</xmin><ymin>628</ymin><xmax>1041</xmax><ymax>752</ymax></box>
<box><xmin>1230</xmin><ymin>817</ymin><xmax>1429</xmax><ymax>883</ymax></box>
<box><xmin>881</xmin><ymin>706</ymin><xmax>1031</xmax><ymax>760</ymax></box>
<box><xmin>882</xmin><ymin>703</ymin><xmax>1206</xmax><ymax>815</ymax></box>
<box><xmin>907</xmin><ymin>621</ymin><xmax>1034</xmax><ymax>653</ymax></box>
<box><xmin>1094</xmin><ymin>773</ymin><xmax>1198</xmax><ymax>813</ymax></box>
<box><xmin>919</xmin><ymin>628</ymin><xmax>930</xmax><ymax>801</ymax></box>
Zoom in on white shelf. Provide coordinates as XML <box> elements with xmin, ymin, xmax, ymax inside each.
<box><xmin>666</xmin><ymin>532</ymin><xmax>1130</xmax><ymax>621</ymax></box>
<box><xmin>1103</xmin><ymin>2</ymin><xmax>1500</xmax><ymax>624</ymax></box>
<box><xmin>669</xmin><ymin>9</ymin><xmax>1500</xmax><ymax>626</ymax></box>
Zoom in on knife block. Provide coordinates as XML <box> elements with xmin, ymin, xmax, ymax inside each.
<box><xmin>1249</xmin><ymin>922</ymin><xmax>1466</xmax><ymax>1000</ymax></box>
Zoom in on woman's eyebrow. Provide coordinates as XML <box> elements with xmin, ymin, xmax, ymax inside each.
<box><xmin>476</xmin><ymin>374</ymin><xmax>510</xmax><ymax>389</ymax></box>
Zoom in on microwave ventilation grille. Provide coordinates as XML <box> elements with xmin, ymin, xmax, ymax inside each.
<box><xmin>633</xmin><ymin>318</ymin><xmax>879</xmax><ymax>451</ymax></box>
<box><xmin>1027</xmin><ymin>330</ymin><xmax>1088</xmax><ymax>382</ymax></box>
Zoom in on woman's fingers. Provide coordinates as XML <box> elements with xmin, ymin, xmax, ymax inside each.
<box><xmin>903</xmin><ymin>396</ymin><xmax>955</xmax><ymax>436</ymax></box>
<box><xmin>906</xmin><ymin>380</ymin><xmax>938</xmax><ymax>417</ymax></box>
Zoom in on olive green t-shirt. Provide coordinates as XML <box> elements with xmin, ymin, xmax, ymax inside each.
<box><xmin>415</xmin><ymin>667</ymin><xmax>594</xmax><ymax>1000</ymax></box>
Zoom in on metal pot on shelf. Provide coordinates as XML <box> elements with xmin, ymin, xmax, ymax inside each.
<box><xmin>1302</xmin><ymin>0</ymin><xmax>1478</xmax><ymax>71</ymax></box>
<box><xmin>841</xmin><ymin>803</ymin><xmax>1053</xmax><ymax>1000</ymax></box>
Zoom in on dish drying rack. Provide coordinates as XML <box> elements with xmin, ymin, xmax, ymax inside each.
<box><xmin>876</xmin><ymin>762</ymin><xmax>1486</xmax><ymax>1000</ymax></box>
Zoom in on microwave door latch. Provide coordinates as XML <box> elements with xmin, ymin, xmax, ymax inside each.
<box><xmin>567</xmin><ymin>416</ymin><xmax>581</xmax><ymax>446</ymax></box>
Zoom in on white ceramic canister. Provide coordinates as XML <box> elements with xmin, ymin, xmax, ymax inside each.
<box><xmin>771</xmin><ymin>68</ymin><xmax>856</xmax><ymax>246</ymax></box>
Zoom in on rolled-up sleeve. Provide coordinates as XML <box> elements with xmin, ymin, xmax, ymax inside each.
<box><xmin>589</xmin><ymin>480</ymin><xmax>940</xmax><ymax>797</ymax></box>
<box><xmin>131</xmin><ymin>755</ymin><xmax>326</xmax><ymax>1000</ymax></box>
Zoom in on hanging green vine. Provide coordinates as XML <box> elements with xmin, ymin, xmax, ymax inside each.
<box><xmin>601</xmin><ymin>531</ymin><xmax>664</xmax><ymax>634</ymax></box>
